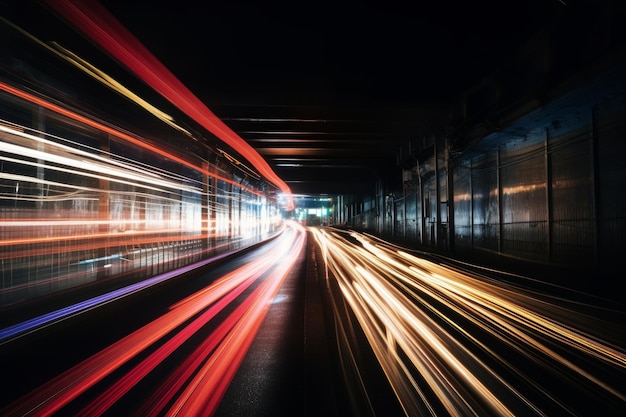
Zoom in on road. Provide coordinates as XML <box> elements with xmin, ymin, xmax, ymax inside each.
<box><xmin>1</xmin><ymin>223</ymin><xmax>625</xmax><ymax>416</ymax></box>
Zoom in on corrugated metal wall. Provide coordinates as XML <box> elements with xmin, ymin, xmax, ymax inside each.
<box><xmin>549</xmin><ymin>115</ymin><xmax>595</xmax><ymax>267</ymax></box>
<box><xmin>469</xmin><ymin>156</ymin><xmax>500</xmax><ymax>254</ymax></box>
<box><xmin>596</xmin><ymin>93</ymin><xmax>626</xmax><ymax>267</ymax></box>
<box><xmin>499</xmin><ymin>140</ymin><xmax>549</xmax><ymax>263</ymax></box>
<box><xmin>347</xmin><ymin>70</ymin><xmax>626</xmax><ymax>275</ymax></box>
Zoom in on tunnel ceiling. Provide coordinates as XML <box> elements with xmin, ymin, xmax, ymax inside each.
<box><xmin>25</xmin><ymin>0</ymin><xmax>609</xmax><ymax>198</ymax></box>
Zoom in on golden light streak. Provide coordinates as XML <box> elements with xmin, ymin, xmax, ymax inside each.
<box><xmin>311</xmin><ymin>227</ymin><xmax>626</xmax><ymax>416</ymax></box>
<box><xmin>0</xmin><ymin>16</ymin><xmax>191</xmax><ymax>137</ymax></box>
<box><xmin>50</xmin><ymin>42</ymin><xmax>192</xmax><ymax>136</ymax></box>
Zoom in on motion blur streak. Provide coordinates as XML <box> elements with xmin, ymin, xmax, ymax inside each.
<box><xmin>0</xmin><ymin>85</ymin><xmax>282</xmax><ymax>305</ymax></box>
<box><xmin>0</xmin><ymin>83</ymin><xmax>264</xmax><ymax>198</ymax></box>
<box><xmin>311</xmin><ymin>227</ymin><xmax>626</xmax><ymax>416</ymax></box>
<box><xmin>0</xmin><ymin>16</ymin><xmax>190</xmax><ymax>137</ymax></box>
<box><xmin>45</xmin><ymin>0</ymin><xmax>294</xmax><ymax>209</ymax></box>
<box><xmin>165</xmin><ymin>227</ymin><xmax>305</xmax><ymax>417</ymax></box>
<box><xmin>0</xmin><ymin>247</ymin><xmax>234</xmax><ymax>344</ymax></box>
<box><xmin>0</xmin><ymin>221</ymin><xmax>305</xmax><ymax>417</ymax></box>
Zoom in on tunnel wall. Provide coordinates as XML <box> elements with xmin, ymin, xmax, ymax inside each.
<box><xmin>0</xmin><ymin>84</ymin><xmax>281</xmax><ymax>308</ymax></box>
<box><xmin>344</xmin><ymin>63</ymin><xmax>626</xmax><ymax>277</ymax></box>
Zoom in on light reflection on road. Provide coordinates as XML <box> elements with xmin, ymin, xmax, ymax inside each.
<box><xmin>311</xmin><ymin>226</ymin><xmax>626</xmax><ymax>416</ymax></box>
<box><xmin>1</xmin><ymin>221</ymin><xmax>305</xmax><ymax>417</ymax></box>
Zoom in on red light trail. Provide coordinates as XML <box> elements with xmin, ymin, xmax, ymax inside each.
<box><xmin>44</xmin><ymin>0</ymin><xmax>294</xmax><ymax>210</ymax></box>
<box><xmin>0</xmin><ymin>221</ymin><xmax>306</xmax><ymax>417</ymax></box>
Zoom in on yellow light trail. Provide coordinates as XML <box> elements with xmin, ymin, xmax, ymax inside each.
<box><xmin>311</xmin><ymin>227</ymin><xmax>626</xmax><ymax>416</ymax></box>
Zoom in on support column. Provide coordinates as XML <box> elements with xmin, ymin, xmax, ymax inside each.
<box><xmin>239</xmin><ymin>179</ymin><xmax>244</xmax><ymax>238</ymax></box>
<box><xmin>470</xmin><ymin>159</ymin><xmax>474</xmax><ymax>247</ymax></box>
<box><xmin>403</xmin><ymin>182</ymin><xmax>407</xmax><ymax>240</ymax></box>
<box><xmin>210</xmin><ymin>176</ymin><xmax>218</xmax><ymax>249</ymax></box>
<box><xmin>446</xmin><ymin>142</ymin><xmax>455</xmax><ymax>253</ymax></box>
<box><xmin>545</xmin><ymin>128</ymin><xmax>553</xmax><ymax>263</ymax></box>
<box><xmin>201</xmin><ymin>161</ymin><xmax>209</xmax><ymax>253</ymax></box>
<box><xmin>434</xmin><ymin>139</ymin><xmax>441</xmax><ymax>248</ymax></box>
<box><xmin>590</xmin><ymin>106</ymin><xmax>600</xmax><ymax>268</ymax></box>
<box><xmin>34</xmin><ymin>106</ymin><xmax>45</xmax><ymax>209</ymax></box>
<box><xmin>228</xmin><ymin>179</ymin><xmax>234</xmax><ymax>247</ymax></box>
<box><xmin>497</xmin><ymin>148</ymin><xmax>502</xmax><ymax>253</ymax></box>
<box><xmin>97</xmin><ymin>134</ymin><xmax>111</xmax><ymax>279</ymax></box>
